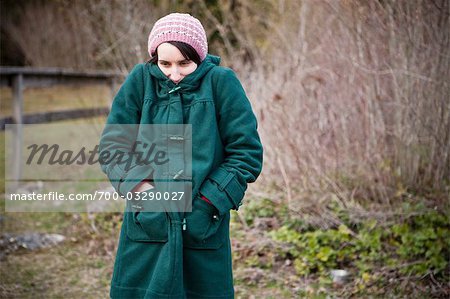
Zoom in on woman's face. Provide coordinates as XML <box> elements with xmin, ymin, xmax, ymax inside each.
<box><xmin>157</xmin><ymin>42</ymin><xmax>198</xmax><ymax>84</ymax></box>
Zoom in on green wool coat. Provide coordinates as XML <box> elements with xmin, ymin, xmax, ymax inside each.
<box><xmin>99</xmin><ymin>55</ymin><xmax>263</xmax><ymax>299</ymax></box>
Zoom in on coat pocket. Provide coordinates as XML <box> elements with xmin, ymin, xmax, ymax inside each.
<box><xmin>183</xmin><ymin>195</ymin><xmax>228</xmax><ymax>249</ymax></box>
<box><xmin>125</xmin><ymin>211</ymin><xmax>169</xmax><ymax>242</ymax></box>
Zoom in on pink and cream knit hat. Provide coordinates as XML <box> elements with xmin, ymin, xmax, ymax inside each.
<box><xmin>148</xmin><ymin>13</ymin><xmax>208</xmax><ymax>61</ymax></box>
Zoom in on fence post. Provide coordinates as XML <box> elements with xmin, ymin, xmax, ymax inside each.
<box><xmin>11</xmin><ymin>73</ymin><xmax>24</xmax><ymax>190</ymax></box>
<box><xmin>109</xmin><ymin>77</ymin><xmax>117</xmax><ymax>108</ymax></box>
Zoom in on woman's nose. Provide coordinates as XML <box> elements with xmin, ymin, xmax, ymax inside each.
<box><xmin>170</xmin><ymin>67</ymin><xmax>182</xmax><ymax>82</ymax></box>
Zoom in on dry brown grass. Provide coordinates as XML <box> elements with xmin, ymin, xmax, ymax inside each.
<box><xmin>232</xmin><ymin>0</ymin><xmax>450</xmax><ymax>226</ymax></box>
<box><xmin>0</xmin><ymin>85</ymin><xmax>111</xmax><ymax>118</ymax></box>
<box><xmin>0</xmin><ymin>210</ymin><xmax>118</xmax><ymax>298</ymax></box>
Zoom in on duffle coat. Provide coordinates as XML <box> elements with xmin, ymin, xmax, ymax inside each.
<box><xmin>99</xmin><ymin>54</ymin><xmax>263</xmax><ymax>299</ymax></box>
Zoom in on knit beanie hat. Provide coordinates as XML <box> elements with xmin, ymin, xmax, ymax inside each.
<box><xmin>148</xmin><ymin>13</ymin><xmax>208</xmax><ymax>61</ymax></box>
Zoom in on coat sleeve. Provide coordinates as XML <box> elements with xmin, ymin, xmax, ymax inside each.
<box><xmin>98</xmin><ymin>64</ymin><xmax>155</xmax><ymax>197</ymax></box>
<box><xmin>198</xmin><ymin>67</ymin><xmax>264</xmax><ymax>215</ymax></box>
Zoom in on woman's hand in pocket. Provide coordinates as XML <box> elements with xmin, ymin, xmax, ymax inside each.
<box><xmin>132</xmin><ymin>181</ymin><xmax>155</xmax><ymax>193</ymax></box>
<box><xmin>200</xmin><ymin>194</ymin><xmax>215</xmax><ymax>207</ymax></box>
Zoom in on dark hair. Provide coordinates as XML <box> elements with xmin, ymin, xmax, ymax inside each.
<box><xmin>148</xmin><ymin>41</ymin><xmax>202</xmax><ymax>65</ymax></box>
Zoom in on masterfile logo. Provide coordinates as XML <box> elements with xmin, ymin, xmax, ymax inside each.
<box><xmin>4</xmin><ymin>123</ymin><xmax>193</xmax><ymax>213</ymax></box>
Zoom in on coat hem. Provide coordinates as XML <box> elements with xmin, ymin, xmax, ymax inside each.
<box><xmin>110</xmin><ymin>284</ymin><xmax>234</xmax><ymax>299</ymax></box>
<box><xmin>110</xmin><ymin>284</ymin><xmax>184</xmax><ymax>299</ymax></box>
<box><xmin>185</xmin><ymin>290</ymin><xmax>234</xmax><ymax>299</ymax></box>
<box><xmin>110</xmin><ymin>284</ymin><xmax>144</xmax><ymax>298</ymax></box>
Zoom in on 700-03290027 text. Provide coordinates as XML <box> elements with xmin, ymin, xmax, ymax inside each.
<box><xmin>8</xmin><ymin>191</ymin><xmax>185</xmax><ymax>201</ymax></box>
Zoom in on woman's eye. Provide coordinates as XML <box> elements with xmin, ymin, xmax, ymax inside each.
<box><xmin>180</xmin><ymin>61</ymin><xmax>191</xmax><ymax>66</ymax></box>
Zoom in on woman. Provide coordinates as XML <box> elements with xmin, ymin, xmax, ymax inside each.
<box><xmin>99</xmin><ymin>13</ymin><xmax>263</xmax><ymax>299</ymax></box>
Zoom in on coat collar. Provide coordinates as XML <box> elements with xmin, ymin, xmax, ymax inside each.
<box><xmin>148</xmin><ymin>54</ymin><xmax>221</xmax><ymax>93</ymax></box>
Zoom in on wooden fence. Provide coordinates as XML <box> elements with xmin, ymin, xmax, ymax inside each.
<box><xmin>0</xmin><ymin>66</ymin><xmax>124</xmax><ymax>183</ymax></box>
